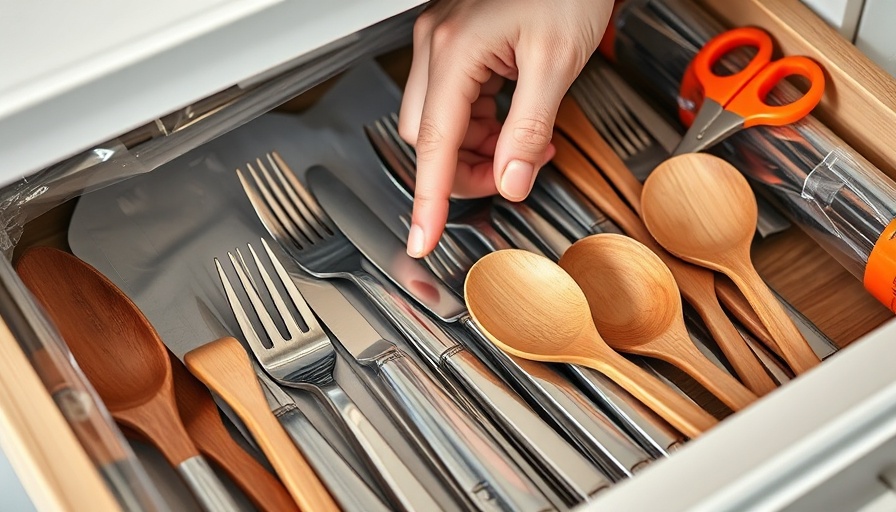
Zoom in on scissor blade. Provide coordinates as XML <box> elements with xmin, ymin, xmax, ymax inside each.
<box><xmin>674</xmin><ymin>99</ymin><xmax>745</xmax><ymax>155</ymax></box>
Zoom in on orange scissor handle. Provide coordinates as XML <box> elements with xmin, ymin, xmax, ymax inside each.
<box><xmin>692</xmin><ymin>27</ymin><xmax>774</xmax><ymax>106</ymax></box>
<box><xmin>726</xmin><ymin>55</ymin><xmax>826</xmax><ymax>128</ymax></box>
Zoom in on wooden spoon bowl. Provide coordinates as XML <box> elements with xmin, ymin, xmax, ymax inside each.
<box><xmin>559</xmin><ymin>234</ymin><xmax>680</xmax><ymax>344</ymax></box>
<box><xmin>560</xmin><ymin>234</ymin><xmax>757</xmax><ymax>411</ymax></box>
<box><xmin>17</xmin><ymin>248</ymin><xmax>199</xmax><ymax>466</ymax></box>
<box><xmin>464</xmin><ymin>248</ymin><xmax>717</xmax><ymax>438</ymax></box>
<box><xmin>641</xmin><ymin>154</ymin><xmax>820</xmax><ymax>374</ymax></box>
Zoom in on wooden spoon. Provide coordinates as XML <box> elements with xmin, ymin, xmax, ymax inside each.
<box><xmin>464</xmin><ymin>248</ymin><xmax>717</xmax><ymax>438</ymax></box>
<box><xmin>15</xmin><ymin>247</ymin><xmax>238</xmax><ymax>512</ymax></box>
<box><xmin>550</xmin><ymin>132</ymin><xmax>778</xmax><ymax>396</ymax></box>
<box><xmin>641</xmin><ymin>154</ymin><xmax>821</xmax><ymax>374</ymax></box>
<box><xmin>169</xmin><ymin>353</ymin><xmax>298</xmax><ymax>512</ymax></box>
<box><xmin>559</xmin><ymin>102</ymin><xmax>782</xmax><ymax>358</ymax></box>
<box><xmin>185</xmin><ymin>336</ymin><xmax>339</xmax><ymax>512</ymax></box>
<box><xmin>559</xmin><ymin>234</ymin><xmax>759</xmax><ymax>411</ymax></box>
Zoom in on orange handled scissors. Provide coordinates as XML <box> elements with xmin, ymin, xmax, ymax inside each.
<box><xmin>673</xmin><ymin>27</ymin><xmax>825</xmax><ymax>155</ymax></box>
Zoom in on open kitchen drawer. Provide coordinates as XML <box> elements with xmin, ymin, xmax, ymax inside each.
<box><xmin>3</xmin><ymin>0</ymin><xmax>896</xmax><ymax>510</ymax></box>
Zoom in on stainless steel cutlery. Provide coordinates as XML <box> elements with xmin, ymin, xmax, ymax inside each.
<box><xmin>235</xmin><ymin>152</ymin><xmax>611</xmax><ymax>505</ymax></box>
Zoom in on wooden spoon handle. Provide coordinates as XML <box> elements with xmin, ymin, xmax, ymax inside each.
<box><xmin>173</xmin><ymin>361</ymin><xmax>298</xmax><ymax>512</ymax></box>
<box><xmin>726</xmin><ymin>263</ymin><xmax>821</xmax><ymax>374</ymax></box>
<box><xmin>684</xmin><ymin>280</ymin><xmax>778</xmax><ymax>396</ymax></box>
<box><xmin>658</xmin><ymin>332</ymin><xmax>759</xmax><ymax>411</ymax></box>
<box><xmin>582</xmin><ymin>349</ymin><xmax>717</xmax><ymax>439</ymax></box>
<box><xmin>185</xmin><ymin>338</ymin><xmax>338</xmax><ymax>512</ymax></box>
<box><xmin>715</xmin><ymin>277</ymin><xmax>780</xmax><ymax>355</ymax></box>
<box><xmin>556</xmin><ymin>96</ymin><xmax>645</xmax><ymax>213</ymax></box>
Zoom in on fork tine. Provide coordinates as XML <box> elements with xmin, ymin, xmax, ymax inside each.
<box><xmin>259</xmin><ymin>240</ymin><xmax>323</xmax><ymax>336</ymax></box>
<box><xmin>255</xmin><ymin>157</ymin><xmax>320</xmax><ymax>242</ymax></box>
<box><xmin>571</xmin><ymin>83</ymin><xmax>627</xmax><ymax>157</ymax></box>
<box><xmin>243</xmin><ymin>163</ymin><xmax>312</xmax><ymax>248</ymax></box>
<box><xmin>216</xmin><ymin>256</ymin><xmax>271</xmax><ymax>358</ymax></box>
<box><xmin>375</xmin><ymin>118</ymin><xmax>418</xmax><ymax>185</ymax></box>
<box><xmin>383</xmin><ymin>114</ymin><xmax>418</xmax><ymax>167</ymax></box>
<box><xmin>270</xmin><ymin>153</ymin><xmax>335</xmax><ymax>234</ymax></box>
<box><xmin>591</xmin><ymin>65</ymin><xmax>652</xmax><ymax>149</ymax></box>
<box><xmin>241</xmin><ymin>245</ymin><xmax>308</xmax><ymax>346</ymax></box>
<box><xmin>585</xmin><ymin>68</ymin><xmax>650</xmax><ymax>153</ymax></box>
<box><xmin>229</xmin><ymin>249</ymin><xmax>290</xmax><ymax>346</ymax></box>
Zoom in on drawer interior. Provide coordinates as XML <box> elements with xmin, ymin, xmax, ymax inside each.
<box><xmin>4</xmin><ymin>3</ymin><xmax>896</xmax><ymax>510</ymax></box>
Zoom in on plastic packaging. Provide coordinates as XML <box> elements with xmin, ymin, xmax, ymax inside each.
<box><xmin>610</xmin><ymin>0</ymin><xmax>896</xmax><ymax>313</ymax></box>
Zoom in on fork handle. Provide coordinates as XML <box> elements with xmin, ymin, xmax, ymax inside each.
<box><xmin>377</xmin><ymin>349</ymin><xmax>556</xmax><ymax>511</ymax></box>
<box><xmin>319</xmin><ymin>382</ymin><xmax>441</xmax><ymax>512</ymax></box>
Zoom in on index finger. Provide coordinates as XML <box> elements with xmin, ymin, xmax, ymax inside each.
<box><xmin>408</xmin><ymin>56</ymin><xmax>486</xmax><ymax>258</ymax></box>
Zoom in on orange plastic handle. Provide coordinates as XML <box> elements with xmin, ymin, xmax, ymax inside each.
<box><xmin>692</xmin><ymin>27</ymin><xmax>774</xmax><ymax>106</ymax></box>
<box><xmin>864</xmin><ymin>217</ymin><xmax>896</xmax><ymax>313</ymax></box>
<box><xmin>727</xmin><ymin>55</ymin><xmax>826</xmax><ymax>128</ymax></box>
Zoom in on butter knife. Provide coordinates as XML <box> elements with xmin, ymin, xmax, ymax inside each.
<box><xmin>291</xmin><ymin>272</ymin><xmax>555</xmax><ymax>512</ymax></box>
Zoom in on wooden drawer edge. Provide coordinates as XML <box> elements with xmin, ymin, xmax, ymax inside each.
<box><xmin>698</xmin><ymin>0</ymin><xmax>896</xmax><ymax>178</ymax></box>
<box><xmin>0</xmin><ymin>319</ymin><xmax>119</xmax><ymax>512</ymax></box>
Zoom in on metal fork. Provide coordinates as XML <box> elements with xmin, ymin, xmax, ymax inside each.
<box><xmin>216</xmin><ymin>240</ymin><xmax>438</xmax><ymax>512</ymax></box>
<box><xmin>366</xmin><ymin>115</ymin><xmax>512</xmax><ymax>252</ymax></box>
<box><xmin>237</xmin><ymin>152</ymin><xmax>614</xmax><ymax>505</ymax></box>
<box><xmin>571</xmin><ymin>60</ymin><xmax>675</xmax><ymax>181</ymax></box>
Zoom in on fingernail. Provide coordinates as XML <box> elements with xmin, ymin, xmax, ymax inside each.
<box><xmin>407</xmin><ymin>223</ymin><xmax>426</xmax><ymax>258</ymax></box>
<box><xmin>500</xmin><ymin>160</ymin><xmax>535</xmax><ymax>201</ymax></box>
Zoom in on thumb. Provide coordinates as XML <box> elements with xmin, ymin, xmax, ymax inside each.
<box><xmin>494</xmin><ymin>60</ymin><xmax>575</xmax><ymax>202</ymax></box>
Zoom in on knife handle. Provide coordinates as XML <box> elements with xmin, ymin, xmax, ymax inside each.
<box><xmin>378</xmin><ymin>349</ymin><xmax>555</xmax><ymax>512</ymax></box>
<box><xmin>273</xmin><ymin>405</ymin><xmax>390</xmax><ymax>512</ymax></box>
<box><xmin>353</xmin><ymin>271</ymin><xmax>609</xmax><ymax>504</ymax></box>
<box><xmin>319</xmin><ymin>381</ymin><xmax>441</xmax><ymax>512</ymax></box>
<box><xmin>441</xmin><ymin>349</ymin><xmax>612</xmax><ymax>502</ymax></box>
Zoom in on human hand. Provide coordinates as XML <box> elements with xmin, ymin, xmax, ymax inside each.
<box><xmin>398</xmin><ymin>0</ymin><xmax>613</xmax><ymax>257</ymax></box>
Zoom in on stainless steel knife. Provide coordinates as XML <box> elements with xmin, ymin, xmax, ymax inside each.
<box><xmin>290</xmin><ymin>272</ymin><xmax>556</xmax><ymax>512</ymax></box>
<box><xmin>307</xmin><ymin>165</ymin><xmax>654</xmax><ymax>479</ymax></box>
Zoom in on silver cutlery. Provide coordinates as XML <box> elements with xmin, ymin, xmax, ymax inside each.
<box><xmin>368</xmin><ymin>116</ymin><xmax>684</xmax><ymax>457</ymax></box>
<box><xmin>365</xmin><ymin>118</ymin><xmax>512</xmax><ymax>252</ymax></box>
<box><xmin>237</xmin><ymin>152</ymin><xmax>610</xmax><ymax>505</ymax></box>
<box><xmin>307</xmin><ymin>165</ymin><xmax>655</xmax><ymax>480</ymax></box>
<box><xmin>222</xmin><ymin>241</ymin><xmax>557</xmax><ymax>511</ymax></box>
<box><xmin>254</xmin><ymin>363</ymin><xmax>390</xmax><ymax>512</ymax></box>
<box><xmin>215</xmin><ymin>241</ymin><xmax>439</xmax><ymax>511</ymax></box>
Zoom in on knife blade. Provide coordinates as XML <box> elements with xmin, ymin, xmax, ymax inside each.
<box><xmin>286</xmin><ymin>268</ymin><xmax>557</xmax><ymax>512</ymax></box>
<box><xmin>307</xmin><ymin>165</ymin><xmax>655</xmax><ymax>478</ymax></box>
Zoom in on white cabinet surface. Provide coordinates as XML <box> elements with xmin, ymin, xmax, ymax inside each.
<box><xmin>0</xmin><ymin>0</ymin><xmax>425</xmax><ymax>187</ymax></box>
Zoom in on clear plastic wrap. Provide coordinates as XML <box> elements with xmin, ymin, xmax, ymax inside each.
<box><xmin>611</xmin><ymin>0</ymin><xmax>896</xmax><ymax>311</ymax></box>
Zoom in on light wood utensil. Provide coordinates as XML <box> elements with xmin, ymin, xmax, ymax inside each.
<box><xmin>185</xmin><ymin>336</ymin><xmax>339</xmax><ymax>512</ymax></box>
<box><xmin>15</xmin><ymin>247</ymin><xmax>239</xmax><ymax>512</ymax></box>
<box><xmin>464</xmin><ymin>248</ymin><xmax>717</xmax><ymax>438</ymax></box>
<box><xmin>641</xmin><ymin>153</ymin><xmax>821</xmax><ymax>374</ymax></box>
<box><xmin>556</xmin><ymin>97</ymin><xmax>782</xmax><ymax>359</ymax></box>
<box><xmin>550</xmin><ymin>132</ymin><xmax>778</xmax><ymax>395</ymax></box>
<box><xmin>169</xmin><ymin>353</ymin><xmax>298</xmax><ymax>512</ymax></box>
<box><xmin>559</xmin><ymin>234</ymin><xmax>759</xmax><ymax>411</ymax></box>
